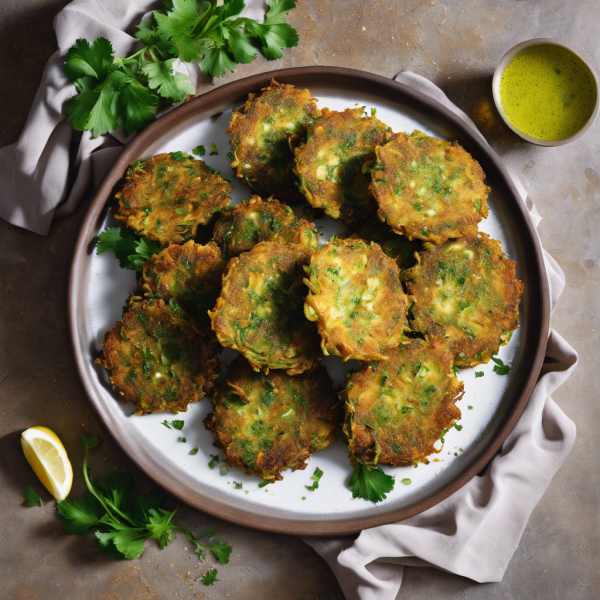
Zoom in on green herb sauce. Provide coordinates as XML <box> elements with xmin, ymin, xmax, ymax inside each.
<box><xmin>499</xmin><ymin>45</ymin><xmax>596</xmax><ymax>141</ymax></box>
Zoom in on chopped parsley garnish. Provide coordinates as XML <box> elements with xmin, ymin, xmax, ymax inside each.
<box><xmin>401</xmin><ymin>478</ymin><xmax>412</xmax><ymax>486</ymax></box>
<box><xmin>24</xmin><ymin>485</ymin><xmax>44</xmax><ymax>507</ymax></box>
<box><xmin>491</xmin><ymin>357</ymin><xmax>511</xmax><ymax>375</ymax></box>
<box><xmin>171</xmin><ymin>420</ymin><xmax>184</xmax><ymax>430</ymax></box>
<box><xmin>198</xmin><ymin>568</ymin><xmax>219</xmax><ymax>585</ymax></box>
<box><xmin>452</xmin><ymin>365</ymin><xmax>461</xmax><ymax>373</ymax></box>
<box><xmin>210</xmin><ymin>112</ymin><xmax>223</xmax><ymax>122</ymax></box>
<box><xmin>189</xmin><ymin>446</ymin><xmax>199</xmax><ymax>455</ymax></box>
<box><xmin>208</xmin><ymin>454</ymin><xmax>220</xmax><ymax>469</ymax></box>
<box><xmin>257</xmin><ymin>481</ymin><xmax>270</xmax><ymax>488</ymax></box>
<box><xmin>475</xmin><ymin>371</ymin><xmax>484</xmax><ymax>378</ymax></box>
<box><xmin>455</xmin><ymin>424</ymin><xmax>463</xmax><ymax>431</ymax></box>
<box><xmin>468</xmin><ymin>405</ymin><xmax>473</xmax><ymax>410</ymax></box>
<box><xmin>209</xmin><ymin>143</ymin><xmax>218</xmax><ymax>155</ymax></box>
<box><xmin>227</xmin><ymin>151</ymin><xmax>234</xmax><ymax>161</ymax></box>
<box><xmin>161</xmin><ymin>420</ymin><xmax>172</xmax><ymax>429</ymax></box>
<box><xmin>178</xmin><ymin>437</ymin><xmax>187</xmax><ymax>443</ymax></box>
<box><xmin>56</xmin><ymin>434</ymin><xmax>232</xmax><ymax>562</ymax></box>
<box><xmin>168</xmin><ymin>297</ymin><xmax>182</xmax><ymax>316</ymax></box>
<box><xmin>348</xmin><ymin>463</ymin><xmax>395</xmax><ymax>503</ymax></box>
<box><xmin>305</xmin><ymin>466</ymin><xmax>323</xmax><ymax>492</ymax></box>
<box><xmin>232</xmin><ymin>482</ymin><xmax>243</xmax><ymax>490</ymax></box>
<box><xmin>193</xmin><ymin>145</ymin><xmax>206</xmax><ymax>156</ymax></box>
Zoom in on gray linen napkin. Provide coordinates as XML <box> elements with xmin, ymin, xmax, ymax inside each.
<box><xmin>0</xmin><ymin>4</ymin><xmax>578</xmax><ymax>598</ymax></box>
<box><xmin>303</xmin><ymin>73</ymin><xmax>577</xmax><ymax>600</ymax></box>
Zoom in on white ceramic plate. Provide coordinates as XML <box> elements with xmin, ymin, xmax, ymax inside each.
<box><xmin>70</xmin><ymin>68</ymin><xmax>549</xmax><ymax>535</ymax></box>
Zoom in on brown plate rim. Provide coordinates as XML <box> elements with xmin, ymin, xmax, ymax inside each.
<box><xmin>68</xmin><ymin>66</ymin><xmax>550</xmax><ymax>536</ymax></box>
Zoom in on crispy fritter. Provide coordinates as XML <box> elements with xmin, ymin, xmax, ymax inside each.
<box><xmin>212</xmin><ymin>195</ymin><xmax>319</xmax><ymax>259</ymax></box>
<box><xmin>294</xmin><ymin>107</ymin><xmax>390</xmax><ymax>221</ymax></box>
<box><xmin>227</xmin><ymin>80</ymin><xmax>321</xmax><ymax>204</ymax></box>
<box><xmin>342</xmin><ymin>218</ymin><xmax>423</xmax><ymax>269</ymax></box>
<box><xmin>304</xmin><ymin>238</ymin><xmax>408</xmax><ymax>361</ymax></box>
<box><xmin>141</xmin><ymin>241</ymin><xmax>226</xmax><ymax>327</ymax></box>
<box><xmin>209</xmin><ymin>242</ymin><xmax>320</xmax><ymax>375</ymax></box>
<box><xmin>98</xmin><ymin>298</ymin><xmax>220</xmax><ymax>415</ymax></box>
<box><xmin>371</xmin><ymin>130</ymin><xmax>490</xmax><ymax>244</ymax></box>
<box><xmin>115</xmin><ymin>152</ymin><xmax>231</xmax><ymax>246</ymax></box>
<box><xmin>204</xmin><ymin>357</ymin><xmax>339</xmax><ymax>481</ymax></box>
<box><xmin>404</xmin><ymin>233</ymin><xmax>523</xmax><ymax>367</ymax></box>
<box><xmin>342</xmin><ymin>338</ymin><xmax>464</xmax><ymax>467</ymax></box>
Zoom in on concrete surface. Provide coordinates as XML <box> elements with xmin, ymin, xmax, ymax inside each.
<box><xmin>1</xmin><ymin>1</ymin><xmax>599</xmax><ymax>598</ymax></box>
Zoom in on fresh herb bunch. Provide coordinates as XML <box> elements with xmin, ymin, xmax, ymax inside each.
<box><xmin>64</xmin><ymin>0</ymin><xmax>298</xmax><ymax>137</ymax></box>
<box><xmin>56</xmin><ymin>434</ymin><xmax>232</xmax><ymax>562</ymax></box>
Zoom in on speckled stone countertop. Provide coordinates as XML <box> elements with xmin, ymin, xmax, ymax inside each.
<box><xmin>1</xmin><ymin>1</ymin><xmax>598</xmax><ymax>598</ymax></box>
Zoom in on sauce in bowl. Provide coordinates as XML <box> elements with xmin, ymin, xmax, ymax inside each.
<box><xmin>498</xmin><ymin>44</ymin><xmax>597</xmax><ymax>142</ymax></box>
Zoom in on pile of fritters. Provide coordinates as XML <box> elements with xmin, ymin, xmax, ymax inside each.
<box><xmin>98</xmin><ymin>79</ymin><xmax>522</xmax><ymax>484</ymax></box>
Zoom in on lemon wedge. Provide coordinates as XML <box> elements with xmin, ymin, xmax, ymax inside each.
<box><xmin>21</xmin><ymin>426</ymin><xmax>73</xmax><ymax>501</ymax></box>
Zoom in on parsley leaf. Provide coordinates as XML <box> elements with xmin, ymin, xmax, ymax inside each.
<box><xmin>56</xmin><ymin>434</ymin><xmax>233</xmax><ymax>563</ymax></box>
<box><xmin>491</xmin><ymin>357</ymin><xmax>511</xmax><ymax>375</ymax></box>
<box><xmin>452</xmin><ymin>365</ymin><xmax>461</xmax><ymax>374</ymax></box>
<box><xmin>208</xmin><ymin>454</ymin><xmax>220</xmax><ymax>469</ymax></box>
<box><xmin>24</xmin><ymin>485</ymin><xmax>44</xmax><ymax>507</ymax></box>
<box><xmin>348</xmin><ymin>463</ymin><xmax>395</xmax><ymax>503</ymax></box>
<box><xmin>475</xmin><ymin>371</ymin><xmax>484</xmax><ymax>378</ymax></box>
<box><xmin>198</xmin><ymin>568</ymin><xmax>219</xmax><ymax>585</ymax></box>
<box><xmin>189</xmin><ymin>446</ymin><xmax>199</xmax><ymax>455</ymax></box>
<box><xmin>192</xmin><ymin>145</ymin><xmax>206</xmax><ymax>156</ymax></box>
<box><xmin>141</xmin><ymin>58</ymin><xmax>195</xmax><ymax>102</ymax></box>
<box><xmin>97</xmin><ymin>227</ymin><xmax>159</xmax><ymax>271</ymax></box>
<box><xmin>171</xmin><ymin>420</ymin><xmax>184</xmax><ymax>430</ymax></box>
<box><xmin>305</xmin><ymin>466</ymin><xmax>323</xmax><ymax>492</ymax></box>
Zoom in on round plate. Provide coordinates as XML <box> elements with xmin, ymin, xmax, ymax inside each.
<box><xmin>69</xmin><ymin>67</ymin><xmax>550</xmax><ymax>536</ymax></box>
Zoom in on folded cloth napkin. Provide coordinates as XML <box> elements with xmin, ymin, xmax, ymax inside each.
<box><xmin>303</xmin><ymin>73</ymin><xmax>577</xmax><ymax>600</ymax></box>
<box><xmin>0</xmin><ymin>4</ymin><xmax>578</xmax><ymax>597</ymax></box>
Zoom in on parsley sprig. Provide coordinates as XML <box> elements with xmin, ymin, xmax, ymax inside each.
<box><xmin>96</xmin><ymin>226</ymin><xmax>159</xmax><ymax>270</ymax></box>
<box><xmin>64</xmin><ymin>0</ymin><xmax>298</xmax><ymax>137</ymax></box>
<box><xmin>56</xmin><ymin>434</ymin><xmax>232</xmax><ymax>563</ymax></box>
<box><xmin>348</xmin><ymin>463</ymin><xmax>395</xmax><ymax>503</ymax></box>
<box><xmin>24</xmin><ymin>485</ymin><xmax>44</xmax><ymax>507</ymax></box>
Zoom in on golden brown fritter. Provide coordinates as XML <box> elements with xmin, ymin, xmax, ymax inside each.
<box><xmin>98</xmin><ymin>298</ymin><xmax>220</xmax><ymax>415</ymax></box>
<box><xmin>209</xmin><ymin>242</ymin><xmax>320</xmax><ymax>375</ymax></box>
<box><xmin>342</xmin><ymin>218</ymin><xmax>423</xmax><ymax>269</ymax></box>
<box><xmin>212</xmin><ymin>196</ymin><xmax>319</xmax><ymax>259</ymax></box>
<box><xmin>342</xmin><ymin>338</ymin><xmax>464</xmax><ymax>467</ymax></box>
<box><xmin>204</xmin><ymin>357</ymin><xmax>339</xmax><ymax>482</ymax></box>
<box><xmin>371</xmin><ymin>130</ymin><xmax>490</xmax><ymax>244</ymax></box>
<box><xmin>304</xmin><ymin>238</ymin><xmax>408</xmax><ymax>361</ymax></box>
<box><xmin>115</xmin><ymin>152</ymin><xmax>231</xmax><ymax>246</ymax></box>
<box><xmin>140</xmin><ymin>241</ymin><xmax>226</xmax><ymax>327</ymax></box>
<box><xmin>294</xmin><ymin>107</ymin><xmax>390</xmax><ymax>221</ymax></box>
<box><xmin>227</xmin><ymin>80</ymin><xmax>321</xmax><ymax>204</ymax></box>
<box><xmin>404</xmin><ymin>233</ymin><xmax>523</xmax><ymax>368</ymax></box>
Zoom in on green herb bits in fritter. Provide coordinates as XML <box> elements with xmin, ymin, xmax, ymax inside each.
<box><xmin>371</xmin><ymin>130</ymin><xmax>490</xmax><ymax>244</ymax></box>
<box><xmin>141</xmin><ymin>241</ymin><xmax>226</xmax><ymax>327</ymax></box>
<box><xmin>209</xmin><ymin>242</ymin><xmax>320</xmax><ymax>375</ymax></box>
<box><xmin>212</xmin><ymin>196</ymin><xmax>319</xmax><ymax>259</ymax></box>
<box><xmin>404</xmin><ymin>233</ymin><xmax>523</xmax><ymax>367</ymax></box>
<box><xmin>204</xmin><ymin>357</ymin><xmax>339</xmax><ymax>481</ymax></box>
<box><xmin>294</xmin><ymin>107</ymin><xmax>390</xmax><ymax>221</ymax></box>
<box><xmin>98</xmin><ymin>298</ymin><xmax>220</xmax><ymax>415</ymax></box>
<box><xmin>304</xmin><ymin>238</ymin><xmax>408</xmax><ymax>362</ymax></box>
<box><xmin>115</xmin><ymin>152</ymin><xmax>231</xmax><ymax>246</ymax></box>
<box><xmin>226</xmin><ymin>80</ymin><xmax>321</xmax><ymax>204</ymax></box>
<box><xmin>343</xmin><ymin>338</ymin><xmax>464</xmax><ymax>467</ymax></box>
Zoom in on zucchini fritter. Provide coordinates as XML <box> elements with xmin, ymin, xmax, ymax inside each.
<box><xmin>371</xmin><ymin>130</ymin><xmax>490</xmax><ymax>244</ymax></box>
<box><xmin>115</xmin><ymin>152</ymin><xmax>231</xmax><ymax>246</ymax></box>
<box><xmin>304</xmin><ymin>238</ymin><xmax>408</xmax><ymax>361</ymax></box>
<box><xmin>141</xmin><ymin>241</ymin><xmax>226</xmax><ymax>327</ymax></box>
<box><xmin>343</xmin><ymin>338</ymin><xmax>464</xmax><ymax>467</ymax></box>
<box><xmin>204</xmin><ymin>357</ymin><xmax>339</xmax><ymax>481</ymax></box>
<box><xmin>294</xmin><ymin>107</ymin><xmax>390</xmax><ymax>221</ymax></box>
<box><xmin>404</xmin><ymin>233</ymin><xmax>523</xmax><ymax>368</ymax></box>
<box><xmin>227</xmin><ymin>80</ymin><xmax>321</xmax><ymax>204</ymax></box>
<box><xmin>212</xmin><ymin>196</ymin><xmax>319</xmax><ymax>259</ymax></box>
<box><xmin>98</xmin><ymin>298</ymin><xmax>220</xmax><ymax>415</ymax></box>
<box><xmin>209</xmin><ymin>242</ymin><xmax>320</xmax><ymax>375</ymax></box>
<box><xmin>342</xmin><ymin>218</ymin><xmax>423</xmax><ymax>269</ymax></box>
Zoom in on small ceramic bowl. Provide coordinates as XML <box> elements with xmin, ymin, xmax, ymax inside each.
<box><xmin>492</xmin><ymin>38</ymin><xmax>599</xmax><ymax>146</ymax></box>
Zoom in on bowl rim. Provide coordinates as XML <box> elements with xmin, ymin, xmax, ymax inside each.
<box><xmin>492</xmin><ymin>37</ymin><xmax>599</xmax><ymax>147</ymax></box>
